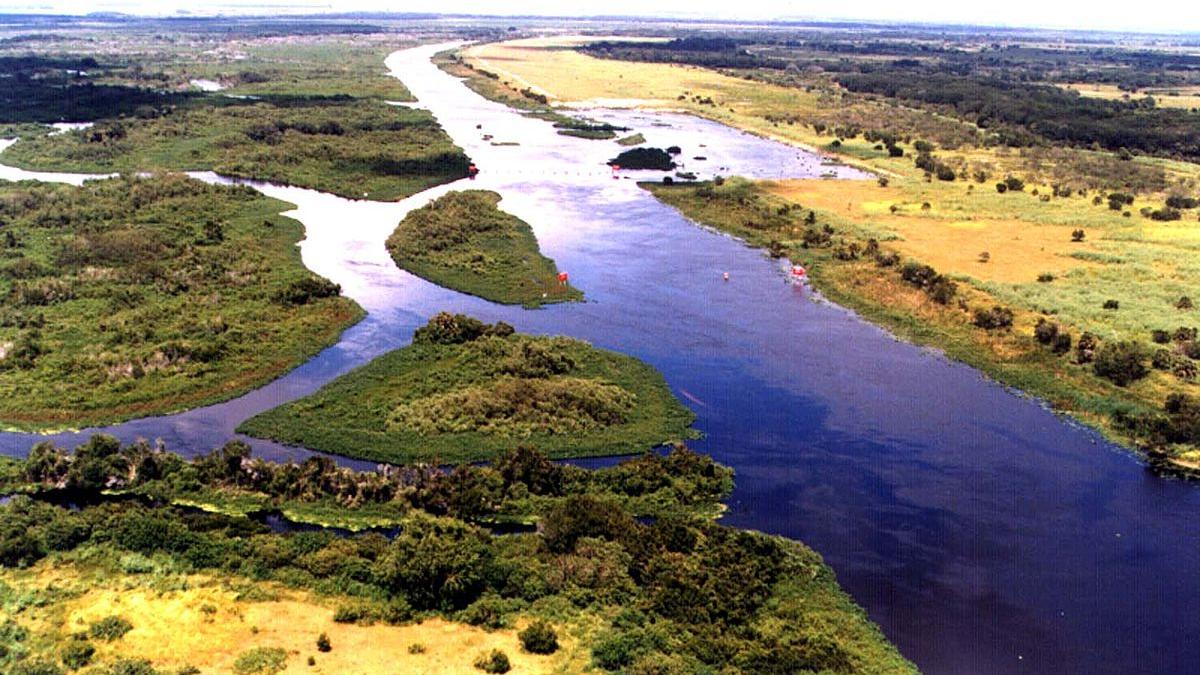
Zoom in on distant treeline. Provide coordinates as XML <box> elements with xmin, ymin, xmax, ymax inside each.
<box><xmin>0</xmin><ymin>55</ymin><xmax>195</xmax><ymax>123</ymax></box>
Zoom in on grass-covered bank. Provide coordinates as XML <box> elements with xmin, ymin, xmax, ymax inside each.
<box><xmin>239</xmin><ymin>314</ymin><xmax>693</xmax><ymax>465</ymax></box>
<box><xmin>645</xmin><ymin>178</ymin><xmax>1200</xmax><ymax>470</ymax></box>
<box><xmin>0</xmin><ymin>174</ymin><xmax>363</xmax><ymax>430</ymax></box>
<box><xmin>0</xmin><ymin>435</ymin><xmax>915</xmax><ymax>674</ymax></box>
<box><xmin>386</xmin><ymin>190</ymin><xmax>582</xmax><ymax>307</ymax></box>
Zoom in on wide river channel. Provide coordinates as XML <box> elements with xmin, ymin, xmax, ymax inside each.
<box><xmin>1</xmin><ymin>43</ymin><xmax>1198</xmax><ymax>675</ymax></box>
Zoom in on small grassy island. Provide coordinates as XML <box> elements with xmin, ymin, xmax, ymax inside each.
<box><xmin>0</xmin><ymin>174</ymin><xmax>361</xmax><ymax>430</ymax></box>
<box><xmin>239</xmin><ymin>314</ymin><xmax>694</xmax><ymax>464</ymax></box>
<box><xmin>386</xmin><ymin>190</ymin><xmax>582</xmax><ymax>306</ymax></box>
<box><xmin>0</xmin><ymin>435</ymin><xmax>915</xmax><ymax>674</ymax></box>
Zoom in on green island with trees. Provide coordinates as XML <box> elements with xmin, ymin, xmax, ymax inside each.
<box><xmin>385</xmin><ymin>191</ymin><xmax>583</xmax><ymax>307</ymax></box>
<box><xmin>0</xmin><ymin>434</ymin><xmax>915</xmax><ymax>674</ymax></box>
<box><xmin>238</xmin><ymin>314</ymin><xmax>693</xmax><ymax>465</ymax></box>
<box><xmin>0</xmin><ymin>173</ymin><xmax>362</xmax><ymax>430</ymax></box>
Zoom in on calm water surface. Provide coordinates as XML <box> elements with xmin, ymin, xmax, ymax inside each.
<box><xmin>1</xmin><ymin>43</ymin><xmax>1197</xmax><ymax>675</ymax></box>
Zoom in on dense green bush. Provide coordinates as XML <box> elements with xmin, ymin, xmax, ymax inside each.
<box><xmin>609</xmin><ymin>148</ymin><xmax>674</xmax><ymax>171</ymax></box>
<box><xmin>473</xmin><ymin>649</ymin><xmax>511</xmax><ymax>673</ymax></box>
<box><xmin>973</xmin><ymin>306</ymin><xmax>1014</xmax><ymax>330</ymax></box>
<box><xmin>1093</xmin><ymin>341</ymin><xmax>1148</xmax><ymax>386</ymax></box>
<box><xmin>518</xmin><ymin>619</ymin><xmax>559</xmax><ymax>654</ymax></box>
<box><xmin>88</xmin><ymin>616</ymin><xmax>133</xmax><ymax>642</ymax></box>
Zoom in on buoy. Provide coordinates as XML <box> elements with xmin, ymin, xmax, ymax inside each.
<box><xmin>557</xmin><ymin>271</ymin><xmax>569</xmax><ymax>285</ymax></box>
<box><xmin>723</xmin><ymin>272</ymin><xmax>730</xmax><ymax>281</ymax></box>
<box><xmin>791</xmin><ymin>265</ymin><xmax>807</xmax><ymax>279</ymax></box>
<box><xmin>611</xmin><ymin>164</ymin><xmax>620</xmax><ymax>180</ymax></box>
<box><xmin>467</xmin><ymin>164</ymin><xmax>479</xmax><ymax>179</ymax></box>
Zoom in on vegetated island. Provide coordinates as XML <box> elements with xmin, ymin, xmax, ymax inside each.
<box><xmin>385</xmin><ymin>190</ymin><xmax>582</xmax><ymax>307</ymax></box>
<box><xmin>0</xmin><ymin>434</ymin><xmax>916</xmax><ymax>674</ymax></box>
<box><xmin>609</xmin><ymin>147</ymin><xmax>675</xmax><ymax>170</ymax></box>
<box><xmin>239</xmin><ymin>313</ymin><xmax>694</xmax><ymax>464</ymax></box>
<box><xmin>0</xmin><ymin>47</ymin><xmax>471</xmax><ymax>201</ymax></box>
<box><xmin>0</xmin><ymin>174</ymin><xmax>362</xmax><ymax>430</ymax></box>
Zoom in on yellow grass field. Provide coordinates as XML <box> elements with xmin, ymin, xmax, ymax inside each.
<box><xmin>4</xmin><ymin>562</ymin><xmax>586</xmax><ymax>674</ymax></box>
<box><xmin>1060</xmin><ymin>82</ymin><xmax>1200</xmax><ymax>110</ymax></box>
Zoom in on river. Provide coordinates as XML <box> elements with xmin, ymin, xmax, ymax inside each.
<box><xmin>1</xmin><ymin>42</ymin><xmax>1198</xmax><ymax>675</ymax></box>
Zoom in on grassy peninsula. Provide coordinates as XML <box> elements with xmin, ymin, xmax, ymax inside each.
<box><xmin>239</xmin><ymin>314</ymin><xmax>693</xmax><ymax>464</ymax></box>
<box><xmin>0</xmin><ymin>435</ymin><xmax>915</xmax><ymax>674</ymax></box>
<box><xmin>386</xmin><ymin>190</ymin><xmax>582</xmax><ymax>306</ymax></box>
<box><xmin>0</xmin><ymin>174</ymin><xmax>362</xmax><ymax>430</ymax></box>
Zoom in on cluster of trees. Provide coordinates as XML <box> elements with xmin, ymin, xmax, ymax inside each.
<box><xmin>609</xmin><ymin>148</ymin><xmax>675</xmax><ymax>171</ymax></box>
<box><xmin>0</xmin><ymin>435</ymin><xmax>901</xmax><ymax>673</ymax></box>
<box><xmin>836</xmin><ymin>70</ymin><xmax>1200</xmax><ymax>161</ymax></box>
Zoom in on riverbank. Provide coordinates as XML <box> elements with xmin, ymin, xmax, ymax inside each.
<box><xmin>451</xmin><ymin>37</ymin><xmax>1200</xmax><ymax>471</ymax></box>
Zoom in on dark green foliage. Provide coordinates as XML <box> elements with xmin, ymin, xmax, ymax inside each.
<box><xmin>1179</xmin><ymin>296</ymin><xmax>1194</xmax><ymax>310</ymax></box>
<box><xmin>274</xmin><ymin>276</ymin><xmax>341</xmax><ymax>306</ymax></box>
<box><xmin>973</xmin><ymin>306</ymin><xmax>1014</xmax><ymax>330</ymax></box>
<box><xmin>609</xmin><ymin>148</ymin><xmax>675</xmax><ymax>171</ymax></box>
<box><xmin>373</xmin><ymin>516</ymin><xmax>491</xmax><ymax>611</ymax></box>
<box><xmin>1103</xmin><ymin>299</ymin><xmax>1120</xmax><ymax>310</ymax></box>
<box><xmin>1071</xmin><ymin>229</ymin><xmax>1086</xmax><ymax>242</ymax></box>
<box><xmin>541</xmin><ymin>495</ymin><xmax>636</xmax><ymax>554</ymax></box>
<box><xmin>899</xmin><ymin>262</ymin><xmax>957</xmax><ymax>304</ymax></box>
<box><xmin>386</xmin><ymin>191</ymin><xmax>582</xmax><ymax>306</ymax></box>
<box><xmin>316</xmin><ymin>633</ymin><xmax>331</xmax><ymax>652</ymax></box>
<box><xmin>60</xmin><ymin>638</ymin><xmax>95</xmax><ymax>670</ymax></box>
<box><xmin>88</xmin><ymin>616</ymin><xmax>133</xmax><ymax>641</ymax></box>
<box><xmin>1093</xmin><ymin>341</ymin><xmax>1148</xmax><ymax>386</ymax></box>
<box><xmin>1166</xmin><ymin>195</ymin><xmax>1198</xmax><ymax>210</ymax></box>
<box><xmin>473</xmin><ymin>649</ymin><xmax>510</xmax><ymax>673</ymax></box>
<box><xmin>518</xmin><ymin>619</ymin><xmax>559</xmax><ymax>654</ymax></box>
<box><xmin>1077</xmin><ymin>332</ymin><xmax>1099</xmax><ymax>363</ymax></box>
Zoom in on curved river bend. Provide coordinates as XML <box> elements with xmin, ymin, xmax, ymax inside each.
<box><xmin>1</xmin><ymin>43</ymin><xmax>1198</xmax><ymax>675</ymax></box>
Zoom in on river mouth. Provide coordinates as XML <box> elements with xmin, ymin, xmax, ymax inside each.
<box><xmin>1</xmin><ymin>42</ymin><xmax>1199</xmax><ymax>675</ymax></box>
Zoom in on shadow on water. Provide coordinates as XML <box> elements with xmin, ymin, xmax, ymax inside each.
<box><xmin>0</xmin><ymin>42</ymin><xmax>1197</xmax><ymax>675</ymax></box>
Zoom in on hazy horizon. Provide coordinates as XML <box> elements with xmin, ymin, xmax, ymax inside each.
<box><xmin>1</xmin><ymin>1</ymin><xmax>1199</xmax><ymax>37</ymax></box>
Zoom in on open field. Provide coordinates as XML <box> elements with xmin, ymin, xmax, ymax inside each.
<box><xmin>239</xmin><ymin>314</ymin><xmax>695</xmax><ymax>464</ymax></box>
<box><xmin>1</xmin><ymin>563</ymin><xmax>581</xmax><ymax>674</ymax></box>
<box><xmin>387</xmin><ymin>190</ymin><xmax>583</xmax><ymax>306</ymax></box>
<box><xmin>1059</xmin><ymin>83</ymin><xmax>1200</xmax><ymax>110</ymax></box>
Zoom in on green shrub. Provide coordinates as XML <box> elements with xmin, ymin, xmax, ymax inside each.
<box><xmin>232</xmin><ymin>647</ymin><xmax>287</xmax><ymax>675</ymax></box>
<box><xmin>408</xmin><ymin>643</ymin><xmax>427</xmax><ymax>655</ymax></box>
<box><xmin>473</xmin><ymin>649</ymin><xmax>511</xmax><ymax>673</ymax></box>
<box><xmin>519</xmin><ymin>619</ymin><xmax>559</xmax><ymax>654</ymax></box>
<box><xmin>89</xmin><ymin>616</ymin><xmax>133</xmax><ymax>641</ymax></box>
<box><xmin>1094</xmin><ymin>341</ymin><xmax>1148</xmax><ymax>386</ymax></box>
<box><xmin>316</xmin><ymin>632</ymin><xmax>331</xmax><ymax>652</ymax></box>
<box><xmin>973</xmin><ymin>306</ymin><xmax>1014</xmax><ymax>330</ymax></box>
<box><xmin>60</xmin><ymin>639</ymin><xmax>95</xmax><ymax>670</ymax></box>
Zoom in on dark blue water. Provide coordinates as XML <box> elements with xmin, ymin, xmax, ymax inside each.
<box><xmin>1</xmin><ymin>43</ymin><xmax>1197</xmax><ymax>675</ymax></box>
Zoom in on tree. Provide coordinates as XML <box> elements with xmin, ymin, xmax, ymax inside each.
<box><xmin>519</xmin><ymin>620</ymin><xmax>559</xmax><ymax>654</ymax></box>
<box><xmin>1093</xmin><ymin>341</ymin><xmax>1148</xmax><ymax>386</ymax></box>
<box><xmin>372</xmin><ymin>516</ymin><xmax>491</xmax><ymax>611</ymax></box>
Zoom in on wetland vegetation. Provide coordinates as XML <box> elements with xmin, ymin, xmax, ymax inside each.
<box><xmin>0</xmin><ymin>174</ymin><xmax>361</xmax><ymax>430</ymax></box>
<box><xmin>385</xmin><ymin>190</ymin><xmax>582</xmax><ymax>307</ymax></box>
<box><xmin>238</xmin><ymin>314</ymin><xmax>693</xmax><ymax>464</ymax></box>
<box><xmin>0</xmin><ymin>434</ymin><xmax>914</xmax><ymax>674</ymax></box>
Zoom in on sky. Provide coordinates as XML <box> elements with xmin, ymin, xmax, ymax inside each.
<box><xmin>1</xmin><ymin>0</ymin><xmax>1198</xmax><ymax>35</ymax></box>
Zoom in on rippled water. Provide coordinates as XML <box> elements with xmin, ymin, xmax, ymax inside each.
<box><xmin>0</xmin><ymin>43</ymin><xmax>1197</xmax><ymax>675</ymax></box>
